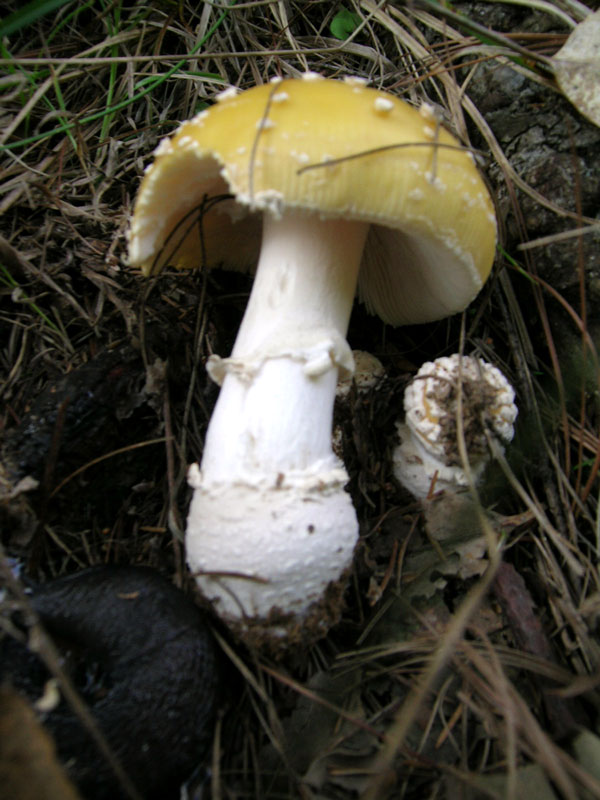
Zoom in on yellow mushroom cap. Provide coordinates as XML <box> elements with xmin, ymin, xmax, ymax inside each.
<box><xmin>128</xmin><ymin>77</ymin><xmax>497</xmax><ymax>325</ymax></box>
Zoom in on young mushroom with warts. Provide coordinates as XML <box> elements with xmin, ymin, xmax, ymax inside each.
<box><xmin>128</xmin><ymin>76</ymin><xmax>497</xmax><ymax>647</ymax></box>
<box><xmin>336</xmin><ymin>350</ymin><xmax>386</xmax><ymax>402</ymax></box>
<box><xmin>393</xmin><ymin>354</ymin><xmax>518</xmax><ymax>499</ymax></box>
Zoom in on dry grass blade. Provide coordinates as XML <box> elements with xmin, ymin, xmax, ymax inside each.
<box><xmin>362</xmin><ymin>509</ymin><xmax>502</xmax><ymax>799</ymax></box>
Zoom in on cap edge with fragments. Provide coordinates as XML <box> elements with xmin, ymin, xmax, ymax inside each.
<box><xmin>128</xmin><ymin>77</ymin><xmax>496</xmax><ymax>325</ymax></box>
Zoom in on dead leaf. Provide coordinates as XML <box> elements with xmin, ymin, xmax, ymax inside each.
<box><xmin>402</xmin><ymin>493</ymin><xmax>489</xmax><ymax>600</ymax></box>
<box><xmin>554</xmin><ymin>11</ymin><xmax>600</xmax><ymax>127</ymax></box>
<box><xmin>572</xmin><ymin>728</ymin><xmax>600</xmax><ymax>783</ymax></box>
<box><xmin>446</xmin><ymin>763</ymin><xmax>559</xmax><ymax>799</ymax></box>
<box><xmin>259</xmin><ymin>668</ymin><xmax>378</xmax><ymax>796</ymax></box>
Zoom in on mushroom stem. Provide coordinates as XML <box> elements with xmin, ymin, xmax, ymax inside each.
<box><xmin>186</xmin><ymin>211</ymin><xmax>369</xmax><ymax>635</ymax></box>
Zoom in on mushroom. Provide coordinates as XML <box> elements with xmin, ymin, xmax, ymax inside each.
<box><xmin>333</xmin><ymin>350</ymin><xmax>386</xmax><ymax>460</ymax></box>
<box><xmin>128</xmin><ymin>76</ymin><xmax>497</xmax><ymax>644</ymax></box>
<box><xmin>336</xmin><ymin>350</ymin><xmax>386</xmax><ymax>401</ymax></box>
<box><xmin>393</xmin><ymin>354</ymin><xmax>518</xmax><ymax>498</ymax></box>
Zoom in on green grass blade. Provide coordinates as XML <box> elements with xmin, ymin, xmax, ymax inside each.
<box><xmin>0</xmin><ymin>0</ymin><xmax>236</xmax><ymax>152</ymax></box>
<box><xmin>0</xmin><ymin>263</ymin><xmax>60</xmax><ymax>332</ymax></box>
<box><xmin>99</xmin><ymin>0</ymin><xmax>121</xmax><ymax>143</ymax></box>
<box><xmin>0</xmin><ymin>0</ymin><xmax>74</xmax><ymax>38</ymax></box>
<box><xmin>46</xmin><ymin>0</ymin><xmax>95</xmax><ymax>46</ymax></box>
<box><xmin>48</xmin><ymin>64</ymin><xmax>78</xmax><ymax>150</ymax></box>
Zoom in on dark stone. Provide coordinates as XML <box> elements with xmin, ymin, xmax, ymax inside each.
<box><xmin>1</xmin><ymin>566</ymin><xmax>222</xmax><ymax>800</ymax></box>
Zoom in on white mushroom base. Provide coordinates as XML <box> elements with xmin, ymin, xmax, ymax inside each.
<box><xmin>393</xmin><ymin>422</ymin><xmax>488</xmax><ymax>498</ymax></box>
<box><xmin>186</xmin><ymin>464</ymin><xmax>358</xmax><ymax>640</ymax></box>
